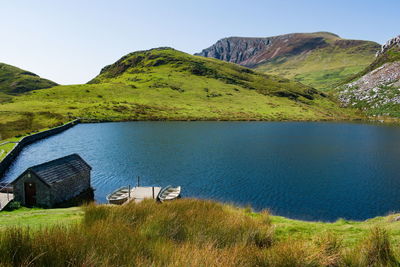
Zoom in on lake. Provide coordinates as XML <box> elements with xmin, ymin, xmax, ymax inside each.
<box><xmin>2</xmin><ymin>121</ymin><xmax>400</xmax><ymax>221</ymax></box>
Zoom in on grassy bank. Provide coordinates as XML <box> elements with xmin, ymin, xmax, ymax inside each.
<box><xmin>0</xmin><ymin>141</ymin><xmax>17</xmax><ymax>161</ymax></box>
<box><xmin>2</xmin><ymin>199</ymin><xmax>400</xmax><ymax>266</ymax></box>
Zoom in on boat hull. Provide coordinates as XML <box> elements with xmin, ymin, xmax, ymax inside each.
<box><xmin>106</xmin><ymin>186</ymin><xmax>130</xmax><ymax>205</ymax></box>
<box><xmin>157</xmin><ymin>185</ymin><xmax>181</xmax><ymax>202</ymax></box>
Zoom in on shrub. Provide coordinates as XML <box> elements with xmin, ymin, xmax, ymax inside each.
<box><xmin>344</xmin><ymin>227</ymin><xmax>398</xmax><ymax>267</ymax></box>
<box><xmin>4</xmin><ymin>201</ymin><xmax>21</xmax><ymax>211</ymax></box>
<box><xmin>313</xmin><ymin>232</ymin><xmax>343</xmax><ymax>266</ymax></box>
<box><xmin>256</xmin><ymin>240</ymin><xmax>321</xmax><ymax>267</ymax></box>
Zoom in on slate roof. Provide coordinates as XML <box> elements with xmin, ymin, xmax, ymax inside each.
<box><xmin>13</xmin><ymin>154</ymin><xmax>91</xmax><ymax>187</ymax></box>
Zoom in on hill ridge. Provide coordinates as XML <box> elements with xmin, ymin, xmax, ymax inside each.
<box><xmin>0</xmin><ymin>63</ymin><xmax>57</xmax><ymax>96</ymax></box>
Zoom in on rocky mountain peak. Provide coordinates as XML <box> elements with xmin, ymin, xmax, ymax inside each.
<box><xmin>376</xmin><ymin>35</ymin><xmax>400</xmax><ymax>56</ymax></box>
<box><xmin>195</xmin><ymin>36</ymin><xmax>277</xmax><ymax>66</ymax></box>
<box><xmin>196</xmin><ymin>33</ymin><xmax>340</xmax><ymax>67</ymax></box>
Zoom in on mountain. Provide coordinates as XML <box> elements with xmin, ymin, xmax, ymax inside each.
<box><xmin>0</xmin><ymin>63</ymin><xmax>57</xmax><ymax>96</ymax></box>
<box><xmin>339</xmin><ymin>35</ymin><xmax>400</xmax><ymax>117</ymax></box>
<box><xmin>0</xmin><ymin>48</ymin><xmax>358</xmax><ymax>139</ymax></box>
<box><xmin>196</xmin><ymin>32</ymin><xmax>380</xmax><ymax>90</ymax></box>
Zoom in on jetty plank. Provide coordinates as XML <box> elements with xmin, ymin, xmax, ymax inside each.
<box><xmin>124</xmin><ymin>186</ymin><xmax>161</xmax><ymax>204</ymax></box>
<box><xmin>0</xmin><ymin>192</ymin><xmax>13</xmax><ymax>211</ymax></box>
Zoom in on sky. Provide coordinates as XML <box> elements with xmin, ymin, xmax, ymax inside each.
<box><xmin>1</xmin><ymin>0</ymin><xmax>399</xmax><ymax>84</ymax></box>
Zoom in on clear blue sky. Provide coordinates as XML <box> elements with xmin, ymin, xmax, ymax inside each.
<box><xmin>1</xmin><ymin>0</ymin><xmax>399</xmax><ymax>84</ymax></box>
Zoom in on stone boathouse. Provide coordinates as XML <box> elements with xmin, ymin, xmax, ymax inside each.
<box><xmin>11</xmin><ymin>154</ymin><xmax>92</xmax><ymax>207</ymax></box>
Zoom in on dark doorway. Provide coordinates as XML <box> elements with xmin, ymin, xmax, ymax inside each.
<box><xmin>24</xmin><ymin>182</ymin><xmax>36</xmax><ymax>207</ymax></box>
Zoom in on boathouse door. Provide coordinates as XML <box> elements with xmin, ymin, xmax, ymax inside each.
<box><xmin>24</xmin><ymin>182</ymin><xmax>36</xmax><ymax>206</ymax></box>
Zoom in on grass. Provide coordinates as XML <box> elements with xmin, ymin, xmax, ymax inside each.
<box><xmin>2</xmin><ymin>199</ymin><xmax>400</xmax><ymax>266</ymax></box>
<box><xmin>255</xmin><ymin>40</ymin><xmax>379</xmax><ymax>91</ymax></box>
<box><xmin>0</xmin><ymin>207</ymin><xmax>82</xmax><ymax>229</ymax></box>
<box><xmin>0</xmin><ymin>142</ymin><xmax>16</xmax><ymax>161</ymax></box>
<box><xmin>0</xmin><ymin>48</ymin><xmax>361</xmax><ymax>140</ymax></box>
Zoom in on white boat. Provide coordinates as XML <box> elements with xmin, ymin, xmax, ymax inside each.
<box><xmin>106</xmin><ymin>186</ymin><xmax>130</xmax><ymax>205</ymax></box>
<box><xmin>157</xmin><ymin>185</ymin><xmax>181</xmax><ymax>202</ymax></box>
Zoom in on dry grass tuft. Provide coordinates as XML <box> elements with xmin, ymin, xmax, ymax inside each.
<box><xmin>1</xmin><ymin>200</ymin><xmax>400</xmax><ymax>266</ymax></box>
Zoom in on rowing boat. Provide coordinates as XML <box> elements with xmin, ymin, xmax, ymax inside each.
<box><xmin>157</xmin><ymin>185</ymin><xmax>181</xmax><ymax>202</ymax></box>
<box><xmin>106</xmin><ymin>186</ymin><xmax>130</xmax><ymax>205</ymax></box>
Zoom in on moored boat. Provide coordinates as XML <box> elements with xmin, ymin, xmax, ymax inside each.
<box><xmin>157</xmin><ymin>185</ymin><xmax>181</xmax><ymax>202</ymax></box>
<box><xmin>106</xmin><ymin>186</ymin><xmax>130</xmax><ymax>205</ymax></box>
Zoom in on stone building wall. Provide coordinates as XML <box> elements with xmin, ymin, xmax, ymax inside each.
<box><xmin>50</xmin><ymin>169</ymin><xmax>91</xmax><ymax>204</ymax></box>
<box><xmin>13</xmin><ymin>169</ymin><xmax>91</xmax><ymax>207</ymax></box>
<box><xmin>13</xmin><ymin>171</ymin><xmax>51</xmax><ymax>207</ymax></box>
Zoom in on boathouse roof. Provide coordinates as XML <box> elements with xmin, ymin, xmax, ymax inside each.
<box><xmin>12</xmin><ymin>154</ymin><xmax>92</xmax><ymax>187</ymax></box>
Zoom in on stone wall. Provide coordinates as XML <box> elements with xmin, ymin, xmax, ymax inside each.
<box><xmin>0</xmin><ymin>120</ymin><xmax>80</xmax><ymax>179</ymax></box>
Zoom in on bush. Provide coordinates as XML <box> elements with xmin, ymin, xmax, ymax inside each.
<box><xmin>4</xmin><ymin>201</ymin><xmax>20</xmax><ymax>211</ymax></box>
<box><xmin>344</xmin><ymin>227</ymin><xmax>398</xmax><ymax>267</ymax></box>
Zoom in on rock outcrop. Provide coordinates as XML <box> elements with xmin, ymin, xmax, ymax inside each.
<box><xmin>339</xmin><ymin>62</ymin><xmax>400</xmax><ymax>107</ymax></box>
<box><xmin>376</xmin><ymin>35</ymin><xmax>400</xmax><ymax>57</ymax></box>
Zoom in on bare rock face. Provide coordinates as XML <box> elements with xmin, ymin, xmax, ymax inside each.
<box><xmin>339</xmin><ymin>34</ymin><xmax>400</xmax><ymax>116</ymax></box>
<box><xmin>376</xmin><ymin>35</ymin><xmax>400</xmax><ymax>57</ymax></box>
<box><xmin>340</xmin><ymin>62</ymin><xmax>400</xmax><ymax>107</ymax></box>
<box><xmin>196</xmin><ymin>37</ymin><xmax>271</xmax><ymax>64</ymax></box>
<box><xmin>195</xmin><ymin>33</ymin><xmax>331</xmax><ymax>67</ymax></box>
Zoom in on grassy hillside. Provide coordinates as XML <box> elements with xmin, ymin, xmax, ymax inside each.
<box><xmin>0</xmin><ymin>48</ymin><xmax>359</xmax><ymax>140</ymax></box>
<box><xmin>255</xmin><ymin>38</ymin><xmax>379</xmax><ymax>90</ymax></box>
<box><xmin>0</xmin><ymin>63</ymin><xmax>57</xmax><ymax>97</ymax></box>
<box><xmin>2</xmin><ymin>199</ymin><xmax>400</xmax><ymax>266</ymax></box>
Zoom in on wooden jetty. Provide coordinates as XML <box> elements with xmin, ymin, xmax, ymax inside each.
<box><xmin>0</xmin><ymin>192</ymin><xmax>13</xmax><ymax>211</ymax></box>
<box><xmin>0</xmin><ymin>183</ymin><xmax>13</xmax><ymax>211</ymax></box>
<box><xmin>123</xmin><ymin>186</ymin><xmax>161</xmax><ymax>205</ymax></box>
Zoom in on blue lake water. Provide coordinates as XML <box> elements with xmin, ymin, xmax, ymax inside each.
<box><xmin>2</xmin><ymin>121</ymin><xmax>400</xmax><ymax>221</ymax></box>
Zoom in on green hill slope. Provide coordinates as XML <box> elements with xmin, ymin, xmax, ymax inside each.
<box><xmin>0</xmin><ymin>48</ymin><xmax>358</xmax><ymax>139</ymax></box>
<box><xmin>0</xmin><ymin>63</ymin><xmax>57</xmax><ymax>98</ymax></box>
<box><xmin>255</xmin><ymin>38</ymin><xmax>379</xmax><ymax>90</ymax></box>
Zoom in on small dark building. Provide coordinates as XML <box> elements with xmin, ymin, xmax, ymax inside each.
<box><xmin>11</xmin><ymin>154</ymin><xmax>92</xmax><ymax>208</ymax></box>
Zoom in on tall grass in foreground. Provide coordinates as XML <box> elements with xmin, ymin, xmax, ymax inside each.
<box><xmin>0</xmin><ymin>199</ymin><xmax>399</xmax><ymax>266</ymax></box>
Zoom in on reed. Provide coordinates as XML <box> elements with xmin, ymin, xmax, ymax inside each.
<box><xmin>1</xmin><ymin>199</ymin><xmax>400</xmax><ymax>266</ymax></box>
